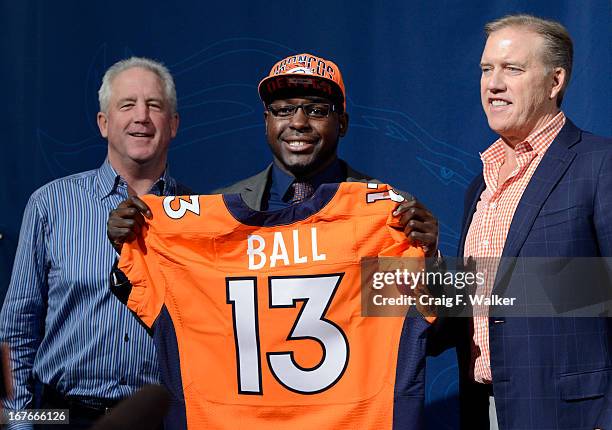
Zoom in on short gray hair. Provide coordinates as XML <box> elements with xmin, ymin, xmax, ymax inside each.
<box><xmin>98</xmin><ymin>57</ymin><xmax>177</xmax><ymax>113</ymax></box>
<box><xmin>485</xmin><ymin>14</ymin><xmax>573</xmax><ymax>106</ymax></box>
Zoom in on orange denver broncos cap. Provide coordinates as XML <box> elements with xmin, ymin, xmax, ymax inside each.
<box><xmin>258</xmin><ymin>53</ymin><xmax>346</xmax><ymax>110</ymax></box>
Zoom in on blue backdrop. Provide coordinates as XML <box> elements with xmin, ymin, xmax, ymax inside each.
<box><xmin>1</xmin><ymin>1</ymin><xmax>610</xmax><ymax>428</ymax></box>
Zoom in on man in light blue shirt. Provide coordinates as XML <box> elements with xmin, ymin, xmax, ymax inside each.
<box><xmin>0</xmin><ymin>57</ymin><xmax>190</xmax><ymax>429</ymax></box>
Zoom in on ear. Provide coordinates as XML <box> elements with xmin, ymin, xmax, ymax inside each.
<box><xmin>97</xmin><ymin>112</ymin><xmax>109</xmax><ymax>138</ymax></box>
<box><xmin>170</xmin><ymin>113</ymin><xmax>180</xmax><ymax>139</ymax></box>
<box><xmin>338</xmin><ymin>112</ymin><xmax>349</xmax><ymax>137</ymax></box>
<box><xmin>263</xmin><ymin>110</ymin><xmax>269</xmax><ymax>135</ymax></box>
<box><xmin>549</xmin><ymin>67</ymin><xmax>566</xmax><ymax>101</ymax></box>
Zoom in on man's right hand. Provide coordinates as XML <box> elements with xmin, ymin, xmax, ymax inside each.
<box><xmin>107</xmin><ymin>196</ymin><xmax>152</xmax><ymax>253</ymax></box>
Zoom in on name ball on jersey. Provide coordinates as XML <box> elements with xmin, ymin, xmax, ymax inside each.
<box><xmin>247</xmin><ymin>227</ymin><xmax>326</xmax><ymax>270</ymax></box>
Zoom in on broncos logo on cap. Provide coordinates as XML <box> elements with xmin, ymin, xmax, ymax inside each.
<box><xmin>282</xmin><ymin>66</ymin><xmax>314</xmax><ymax>75</ymax></box>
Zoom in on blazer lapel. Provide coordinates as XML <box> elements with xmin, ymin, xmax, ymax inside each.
<box><xmin>492</xmin><ymin>121</ymin><xmax>581</xmax><ymax>291</ymax></box>
<box><xmin>241</xmin><ymin>165</ymin><xmax>273</xmax><ymax>210</ymax></box>
<box><xmin>501</xmin><ymin>121</ymin><xmax>580</xmax><ymax>258</ymax></box>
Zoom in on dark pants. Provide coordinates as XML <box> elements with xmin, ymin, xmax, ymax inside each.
<box><xmin>34</xmin><ymin>385</ymin><xmax>119</xmax><ymax>430</ymax></box>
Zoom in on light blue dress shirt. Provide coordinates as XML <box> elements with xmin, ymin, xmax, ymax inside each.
<box><xmin>0</xmin><ymin>161</ymin><xmax>188</xmax><ymax>427</ymax></box>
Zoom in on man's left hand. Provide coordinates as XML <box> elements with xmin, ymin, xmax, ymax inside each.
<box><xmin>393</xmin><ymin>199</ymin><xmax>439</xmax><ymax>257</ymax></box>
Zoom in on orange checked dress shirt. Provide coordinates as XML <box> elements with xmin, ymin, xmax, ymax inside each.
<box><xmin>464</xmin><ymin>112</ymin><xmax>565</xmax><ymax>383</ymax></box>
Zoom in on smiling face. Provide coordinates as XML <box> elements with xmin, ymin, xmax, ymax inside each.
<box><xmin>480</xmin><ymin>26</ymin><xmax>565</xmax><ymax>145</ymax></box>
<box><xmin>97</xmin><ymin>67</ymin><xmax>179</xmax><ymax>173</ymax></box>
<box><xmin>264</xmin><ymin>95</ymin><xmax>348</xmax><ymax>178</ymax></box>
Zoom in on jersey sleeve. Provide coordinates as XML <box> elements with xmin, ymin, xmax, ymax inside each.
<box><xmin>118</xmin><ymin>223</ymin><xmax>166</xmax><ymax>329</ymax></box>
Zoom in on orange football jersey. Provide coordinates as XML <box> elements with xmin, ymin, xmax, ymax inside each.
<box><xmin>119</xmin><ymin>182</ymin><xmax>429</xmax><ymax>430</ymax></box>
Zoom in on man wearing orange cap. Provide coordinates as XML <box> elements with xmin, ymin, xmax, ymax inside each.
<box><xmin>107</xmin><ymin>53</ymin><xmax>438</xmax><ymax>255</ymax></box>
<box><xmin>223</xmin><ymin>53</ymin><xmax>438</xmax><ymax>249</ymax></box>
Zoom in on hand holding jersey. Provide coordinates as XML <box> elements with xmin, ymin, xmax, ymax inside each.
<box><xmin>107</xmin><ymin>195</ymin><xmax>153</xmax><ymax>253</ymax></box>
<box><xmin>393</xmin><ymin>199</ymin><xmax>438</xmax><ymax>256</ymax></box>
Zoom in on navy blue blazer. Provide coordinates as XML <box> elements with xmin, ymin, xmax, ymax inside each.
<box><xmin>456</xmin><ymin>119</ymin><xmax>612</xmax><ymax>429</ymax></box>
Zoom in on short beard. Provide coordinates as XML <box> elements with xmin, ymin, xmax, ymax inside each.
<box><xmin>272</xmin><ymin>143</ymin><xmax>339</xmax><ymax>180</ymax></box>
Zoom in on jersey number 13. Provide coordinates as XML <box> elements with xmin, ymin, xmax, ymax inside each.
<box><xmin>226</xmin><ymin>274</ymin><xmax>349</xmax><ymax>395</ymax></box>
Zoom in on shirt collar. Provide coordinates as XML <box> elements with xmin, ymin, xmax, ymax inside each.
<box><xmin>271</xmin><ymin>158</ymin><xmax>345</xmax><ymax>200</ymax></box>
<box><xmin>96</xmin><ymin>159</ymin><xmax>176</xmax><ymax>199</ymax></box>
<box><xmin>480</xmin><ymin>111</ymin><xmax>566</xmax><ymax>165</ymax></box>
<box><xmin>524</xmin><ymin>110</ymin><xmax>566</xmax><ymax>155</ymax></box>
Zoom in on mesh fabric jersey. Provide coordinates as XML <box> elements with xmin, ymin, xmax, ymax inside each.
<box><xmin>119</xmin><ymin>182</ymin><xmax>430</xmax><ymax>430</ymax></box>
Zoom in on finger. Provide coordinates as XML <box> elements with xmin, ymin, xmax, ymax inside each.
<box><xmin>112</xmin><ymin>207</ymin><xmax>147</xmax><ymax>226</ymax></box>
<box><xmin>392</xmin><ymin>196</ymin><xmax>432</xmax><ymax>214</ymax></box>
<box><xmin>407</xmin><ymin>231</ymin><xmax>437</xmax><ymax>248</ymax></box>
<box><xmin>392</xmin><ymin>200</ymin><xmax>419</xmax><ymax>216</ymax></box>
<box><xmin>129</xmin><ymin>196</ymin><xmax>153</xmax><ymax>219</ymax></box>
<box><xmin>394</xmin><ymin>200</ymin><xmax>429</xmax><ymax>214</ymax></box>
<box><xmin>402</xmin><ymin>220</ymin><xmax>436</xmax><ymax>235</ymax></box>
<box><xmin>107</xmin><ymin>215</ymin><xmax>143</xmax><ymax>248</ymax></box>
<box><xmin>111</xmin><ymin>228</ymin><xmax>138</xmax><ymax>243</ymax></box>
<box><xmin>399</xmin><ymin>208</ymin><xmax>435</xmax><ymax>225</ymax></box>
<box><xmin>108</xmin><ymin>217</ymin><xmax>144</xmax><ymax>232</ymax></box>
<box><xmin>117</xmin><ymin>196</ymin><xmax>152</xmax><ymax>219</ymax></box>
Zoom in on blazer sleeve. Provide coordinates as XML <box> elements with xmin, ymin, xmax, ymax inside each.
<box><xmin>594</xmin><ymin>150</ymin><xmax>612</xmax><ymax>427</ymax></box>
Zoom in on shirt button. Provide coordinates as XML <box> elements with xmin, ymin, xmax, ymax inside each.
<box><xmin>490</xmin><ymin>202</ymin><xmax>497</xmax><ymax>209</ymax></box>
<box><xmin>124</xmin><ymin>333</ymin><xmax>129</xmax><ymax>342</ymax></box>
<box><xmin>482</xmin><ymin>240</ymin><xmax>489</xmax><ymax>247</ymax></box>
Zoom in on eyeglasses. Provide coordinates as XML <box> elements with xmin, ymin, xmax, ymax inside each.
<box><xmin>267</xmin><ymin>103</ymin><xmax>337</xmax><ymax>119</ymax></box>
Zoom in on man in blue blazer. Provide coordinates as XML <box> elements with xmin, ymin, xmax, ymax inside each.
<box><xmin>456</xmin><ymin>14</ymin><xmax>612</xmax><ymax>429</ymax></box>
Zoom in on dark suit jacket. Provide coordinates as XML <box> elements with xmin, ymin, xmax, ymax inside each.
<box><xmin>215</xmin><ymin>160</ymin><xmax>377</xmax><ymax>209</ymax></box>
<box><xmin>456</xmin><ymin>119</ymin><xmax>612</xmax><ymax>429</ymax></box>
